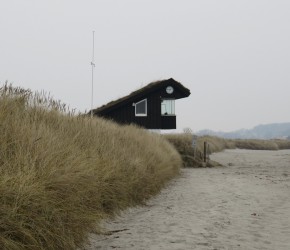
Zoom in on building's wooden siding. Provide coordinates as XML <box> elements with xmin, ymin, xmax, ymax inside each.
<box><xmin>161</xmin><ymin>116</ymin><xmax>176</xmax><ymax>129</ymax></box>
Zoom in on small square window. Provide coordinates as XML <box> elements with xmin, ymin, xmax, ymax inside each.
<box><xmin>135</xmin><ymin>99</ymin><xmax>147</xmax><ymax>116</ymax></box>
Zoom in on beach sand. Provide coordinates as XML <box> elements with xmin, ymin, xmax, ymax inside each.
<box><xmin>83</xmin><ymin>149</ymin><xmax>290</xmax><ymax>250</ymax></box>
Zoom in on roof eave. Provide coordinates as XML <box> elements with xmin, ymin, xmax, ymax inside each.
<box><xmin>91</xmin><ymin>78</ymin><xmax>190</xmax><ymax>115</ymax></box>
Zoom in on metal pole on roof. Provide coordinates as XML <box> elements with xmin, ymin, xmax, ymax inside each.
<box><xmin>90</xmin><ymin>30</ymin><xmax>95</xmax><ymax>118</ymax></box>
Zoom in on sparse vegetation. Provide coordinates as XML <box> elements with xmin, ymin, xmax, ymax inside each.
<box><xmin>164</xmin><ymin>134</ymin><xmax>290</xmax><ymax>167</ymax></box>
<box><xmin>230</xmin><ymin>138</ymin><xmax>290</xmax><ymax>151</ymax></box>
<box><xmin>0</xmin><ymin>84</ymin><xmax>182</xmax><ymax>250</ymax></box>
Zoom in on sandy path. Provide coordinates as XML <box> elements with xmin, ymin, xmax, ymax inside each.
<box><xmin>84</xmin><ymin>149</ymin><xmax>290</xmax><ymax>250</ymax></box>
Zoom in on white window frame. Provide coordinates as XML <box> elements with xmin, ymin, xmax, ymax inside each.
<box><xmin>134</xmin><ymin>98</ymin><xmax>147</xmax><ymax>117</ymax></box>
<box><xmin>161</xmin><ymin>99</ymin><xmax>175</xmax><ymax>116</ymax></box>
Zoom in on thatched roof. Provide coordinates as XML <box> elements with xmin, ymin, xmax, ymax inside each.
<box><xmin>91</xmin><ymin>78</ymin><xmax>190</xmax><ymax>115</ymax></box>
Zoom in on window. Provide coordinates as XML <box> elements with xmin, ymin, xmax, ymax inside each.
<box><xmin>135</xmin><ymin>99</ymin><xmax>147</xmax><ymax>116</ymax></box>
<box><xmin>161</xmin><ymin>99</ymin><xmax>175</xmax><ymax>115</ymax></box>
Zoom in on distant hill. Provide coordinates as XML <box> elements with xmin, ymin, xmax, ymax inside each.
<box><xmin>196</xmin><ymin>123</ymin><xmax>290</xmax><ymax>139</ymax></box>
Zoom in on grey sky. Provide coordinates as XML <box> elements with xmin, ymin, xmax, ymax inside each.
<box><xmin>1</xmin><ymin>0</ymin><xmax>289</xmax><ymax>132</ymax></box>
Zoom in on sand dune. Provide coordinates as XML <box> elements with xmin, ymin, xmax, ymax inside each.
<box><xmin>84</xmin><ymin>149</ymin><xmax>290</xmax><ymax>250</ymax></box>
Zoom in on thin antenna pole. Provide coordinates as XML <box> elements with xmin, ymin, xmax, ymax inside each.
<box><xmin>90</xmin><ymin>31</ymin><xmax>95</xmax><ymax>118</ymax></box>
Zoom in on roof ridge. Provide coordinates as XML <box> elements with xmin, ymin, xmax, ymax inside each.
<box><xmin>91</xmin><ymin>78</ymin><xmax>189</xmax><ymax>115</ymax></box>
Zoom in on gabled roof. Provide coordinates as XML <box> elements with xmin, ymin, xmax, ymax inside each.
<box><xmin>91</xmin><ymin>78</ymin><xmax>190</xmax><ymax>115</ymax></box>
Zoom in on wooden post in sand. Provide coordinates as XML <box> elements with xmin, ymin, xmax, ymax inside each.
<box><xmin>204</xmin><ymin>141</ymin><xmax>207</xmax><ymax>163</ymax></box>
<box><xmin>192</xmin><ymin>137</ymin><xmax>197</xmax><ymax>160</ymax></box>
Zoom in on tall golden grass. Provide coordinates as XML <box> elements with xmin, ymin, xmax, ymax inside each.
<box><xmin>0</xmin><ymin>84</ymin><xmax>182</xmax><ymax>250</ymax></box>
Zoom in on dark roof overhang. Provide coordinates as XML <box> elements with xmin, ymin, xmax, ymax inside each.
<box><xmin>91</xmin><ymin>78</ymin><xmax>190</xmax><ymax>115</ymax></box>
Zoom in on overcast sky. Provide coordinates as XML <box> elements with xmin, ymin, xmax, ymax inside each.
<box><xmin>1</xmin><ymin>0</ymin><xmax>289</xmax><ymax>132</ymax></box>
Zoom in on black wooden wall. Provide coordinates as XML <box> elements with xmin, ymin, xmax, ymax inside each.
<box><xmin>96</xmin><ymin>84</ymin><xmax>185</xmax><ymax>129</ymax></box>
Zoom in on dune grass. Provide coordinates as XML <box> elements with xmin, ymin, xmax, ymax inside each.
<box><xmin>232</xmin><ymin>138</ymin><xmax>290</xmax><ymax>150</ymax></box>
<box><xmin>164</xmin><ymin>134</ymin><xmax>290</xmax><ymax>167</ymax></box>
<box><xmin>0</xmin><ymin>84</ymin><xmax>182</xmax><ymax>250</ymax></box>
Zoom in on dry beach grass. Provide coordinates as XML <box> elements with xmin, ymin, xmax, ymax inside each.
<box><xmin>164</xmin><ymin>134</ymin><xmax>290</xmax><ymax>167</ymax></box>
<box><xmin>0</xmin><ymin>84</ymin><xmax>182</xmax><ymax>250</ymax></box>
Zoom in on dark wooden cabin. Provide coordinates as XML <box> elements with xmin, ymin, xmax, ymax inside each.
<box><xmin>91</xmin><ymin>78</ymin><xmax>190</xmax><ymax>129</ymax></box>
